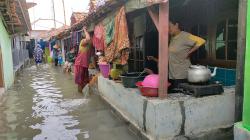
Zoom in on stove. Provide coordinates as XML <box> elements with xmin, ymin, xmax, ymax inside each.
<box><xmin>179</xmin><ymin>83</ymin><xmax>224</xmax><ymax>97</ymax></box>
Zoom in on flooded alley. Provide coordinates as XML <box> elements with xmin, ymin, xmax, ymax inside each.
<box><xmin>0</xmin><ymin>64</ymin><xmax>138</xmax><ymax>140</ymax></box>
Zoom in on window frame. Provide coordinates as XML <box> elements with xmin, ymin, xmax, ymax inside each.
<box><xmin>194</xmin><ymin>11</ymin><xmax>238</xmax><ymax>69</ymax></box>
<box><xmin>214</xmin><ymin>18</ymin><xmax>238</xmax><ymax>61</ymax></box>
<box><xmin>190</xmin><ymin>24</ymin><xmax>209</xmax><ymax>61</ymax></box>
<box><xmin>128</xmin><ymin>35</ymin><xmax>145</xmax><ymax>72</ymax></box>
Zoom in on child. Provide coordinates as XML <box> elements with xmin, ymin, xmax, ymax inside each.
<box><xmin>58</xmin><ymin>49</ymin><xmax>63</xmax><ymax>66</ymax></box>
<box><xmin>64</xmin><ymin>47</ymin><xmax>75</xmax><ymax>72</ymax></box>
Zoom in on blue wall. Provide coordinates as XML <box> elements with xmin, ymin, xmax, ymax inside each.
<box><xmin>209</xmin><ymin>67</ymin><xmax>236</xmax><ymax>86</ymax></box>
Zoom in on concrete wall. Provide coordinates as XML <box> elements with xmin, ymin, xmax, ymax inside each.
<box><xmin>0</xmin><ymin>19</ymin><xmax>14</xmax><ymax>89</ymax></box>
<box><xmin>98</xmin><ymin>76</ymin><xmax>235</xmax><ymax>140</ymax></box>
<box><xmin>235</xmin><ymin>122</ymin><xmax>250</xmax><ymax>140</ymax></box>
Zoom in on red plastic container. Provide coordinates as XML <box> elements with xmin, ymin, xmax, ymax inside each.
<box><xmin>136</xmin><ymin>82</ymin><xmax>170</xmax><ymax>97</ymax></box>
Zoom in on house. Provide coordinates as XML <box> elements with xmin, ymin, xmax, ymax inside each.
<box><xmin>0</xmin><ymin>0</ymin><xmax>32</xmax><ymax>92</ymax></box>
<box><xmin>50</xmin><ymin>0</ymin><xmax>248</xmax><ymax>139</ymax></box>
<box><xmin>234</xmin><ymin>0</ymin><xmax>250</xmax><ymax>139</ymax></box>
<box><xmin>30</xmin><ymin>30</ymin><xmax>49</xmax><ymax>40</ymax></box>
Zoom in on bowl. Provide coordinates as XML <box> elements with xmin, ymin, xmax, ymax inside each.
<box><xmin>120</xmin><ymin>72</ymin><xmax>147</xmax><ymax>88</ymax></box>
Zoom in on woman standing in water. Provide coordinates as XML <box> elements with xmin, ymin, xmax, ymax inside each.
<box><xmin>74</xmin><ymin>27</ymin><xmax>91</xmax><ymax>93</ymax></box>
<box><xmin>53</xmin><ymin>45</ymin><xmax>60</xmax><ymax>66</ymax></box>
<box><xmin>33</xmin><ymin>44</ymin><xmax>43</xmax><ymax>65</ymax></box>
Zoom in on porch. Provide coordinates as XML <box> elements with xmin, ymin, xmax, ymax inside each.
<box><xmin>97</xmin><ymin>76</ymin><xmax>235</xmax><ymax>139</ymax></box>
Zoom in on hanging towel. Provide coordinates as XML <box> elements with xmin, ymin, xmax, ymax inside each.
<box><xmin>93</xmin><ymin>24</ymin><xmax>106</xmax><ymax>51</ymax></box>
<box><xmin>105</xmin><ymin>18</ymin><xmax>115</xmax><ymax>45</ymax></box>
<box><xmin>114</xmin><ymin>6</ymin><xmax>130</xmax><ymax>53</ymax></box>
<box><xmin>72</xmin><ymin>31</ymin><xmax>78</xmax><ymax>47</ymax></box>
<box><xmin>104</xmin><ymin>6</ymin><xmax>130</xmax><ymax>63</ymax></box>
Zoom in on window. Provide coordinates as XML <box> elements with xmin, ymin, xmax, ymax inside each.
<box><xmin>77</xmin><ymin>31</ymin><xmax>83</xmax><ymax>45</ymax></box>
<box><xmin>11</xmin><ymin>38</ymin><xmax>15</xmax><ymax>49</ymax></box>
<box><xmin>63</xmin><ymin>37</ymin><xmax>71</xmax><ymax>53</ymax></box>
<box><xmin>128</xmin><ymin>36</ymin><xmax>145</xmax><ymax>72</ymax></box>
<box><xmin>215</xmin><ymin>19</ymin><xmax>238</xmax><ymax>60</ymax></box>
<box><xmin>191</xmin><ymin>24</ymin><xmax>208</xmax><ymax>61</ymax></box>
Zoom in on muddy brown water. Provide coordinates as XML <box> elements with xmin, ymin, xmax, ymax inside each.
<box><xmin>0</xmin><ymin>64</ymin><xmax>138</xmax><ymax>140</ymax></box>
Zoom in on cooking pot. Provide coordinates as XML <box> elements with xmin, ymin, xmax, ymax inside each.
<box><xmin>187</xmin><ymin>65</ymin><xmax>217</xmax><ymax>83</ymax></box>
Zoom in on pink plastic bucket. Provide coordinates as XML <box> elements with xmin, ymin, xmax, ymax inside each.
<box><xmin>99</xmin><ymin>64</ymin><xmax>110</xmax><ymax>78</ymax></box>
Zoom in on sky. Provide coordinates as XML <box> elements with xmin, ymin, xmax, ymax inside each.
<box><xmin>26</xmin><ymin>0</ymin><xmax>90</xmax><ymax>30</ymax></box>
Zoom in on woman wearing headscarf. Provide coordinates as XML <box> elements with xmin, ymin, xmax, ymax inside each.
<box><xmin>33</xmin><ymin>44</ymin><xmax>43</xmax><ymax>65</ymax></box>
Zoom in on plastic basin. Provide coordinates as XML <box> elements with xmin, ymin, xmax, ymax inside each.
<box><xmin>136</xmin><ymin>81</ymin><xmax>171</xmax><ymax>97</ymax></box>
<box><xmin>120</xmin><ymin>72</ymin><xmax>147</xmax><ymax>88</ymax></box>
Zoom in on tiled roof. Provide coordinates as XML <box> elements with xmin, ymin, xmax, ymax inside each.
<box><xmin>53</xmin><ymin>0</ymin><xmax>127</xmax><ymax>39</ymax></box>
<box><xmin>71</xmin><ymin>0</ymin><xmax>127</xmax><ymax>31</ymax></box>
<box><xmin>71</xmin><ymin>12</ymin><xmax>88</xmax><ymax>24</ymax></box>
<box><xmin>0</xmin><ymin>0</ymin><xmax>31</xmax><ymax>34</ymax></box>
<box><xmin>39</xmin><ymin>25</ymin><xmax>69</xmax><ymax>40</ymax></box>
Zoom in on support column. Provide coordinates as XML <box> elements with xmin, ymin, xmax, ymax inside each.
<box><xmin>243</xmin><ymin>0</ymin><xmax>250</xmax><ymax>130</ymax></box>
<box><xmin>61</xmin><ymin>40</ymin><xmax>65</xmax><ymax>62</ymax></box>
<box><xmin>158</xmin><ymin>2</ymin><xmax>169</xmax><ymax>98</ymax></box>
<box><xmin>236</xmin><ymin>0</ymin><xmax>247</xmax><ymax>122</ymax></box>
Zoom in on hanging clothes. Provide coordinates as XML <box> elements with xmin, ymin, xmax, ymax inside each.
<box><xmin>114</xmin><ymin>6</ymin><xmax>130</xmax><ymax>52</ymax></box>
<box><xmin>93</xmin><ymin>24</ymin><xmax>105</xmax><ymax>51</ymax></box>
<box><xmin>104</xmin><ymin>42</ymin><xmax>116</xmax><ymax>62</ymax></box>
<box><xmin>45</xmin><ymin>47</ymin><xmax>50</xmax><ymax>57</ymax></box>
<box><xmin>50</xmin><ymin>39</ymin><xmax>56</xmax><ymax>51</ymax></box>
<box><xmin>105</xmin><ymin>18</ymin><xmax>115</xmax><ymax>45</ymax></box>
<box><xmin>104</xmin><ymin>6</ymin><xmax>130</xmax><ymax>63</ymax></box>
<box><xmin>72</xmin><ymin>31</ymin><xmax>78</xmax><ymax>47</ymax></box>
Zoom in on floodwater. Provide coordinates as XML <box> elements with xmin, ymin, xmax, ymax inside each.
<box><xmin>0</xmin><ymin>64</ymin><xmax>138</xmax><ymax>140</ymax></box>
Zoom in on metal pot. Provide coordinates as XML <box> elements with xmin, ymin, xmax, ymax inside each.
<box><xmin>187</xmin><ymin>65</ymin><xmax>217</xmax><ymax>83</ymax></box>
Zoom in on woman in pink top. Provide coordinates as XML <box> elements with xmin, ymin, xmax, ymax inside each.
<box><xmin>74</xmin><ymin>27</ymin><xmax>91</xmax><ymax>93</ymax></box>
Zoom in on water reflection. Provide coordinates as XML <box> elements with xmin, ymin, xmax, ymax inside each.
<box><xmin>0</xmin><ymin>64</ymin><xmax>137</xmax><ymax>140</ymax></box>
<box><xmin>29</xmin><ymin>65</ymin><xmax>86</xmax><ymax>140</ymax></box>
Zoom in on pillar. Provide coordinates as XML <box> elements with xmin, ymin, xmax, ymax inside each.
<box><xmin>158</xmin><ymin>2</ymin><xmax>169</xmax><ymax>98</ymax></box>
<box><xmin>236</xmin><ymin>0</ymin><xmax>247</xmax><ymax>122</ymax></box>
<box><xmin>243</xmin><ymin>0</ymin><xmax>250</xmax><ymax>130</ymax></box>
